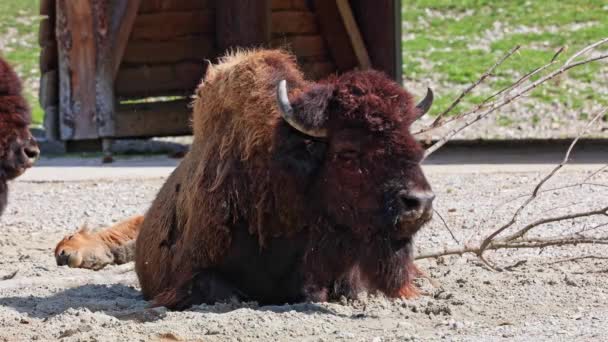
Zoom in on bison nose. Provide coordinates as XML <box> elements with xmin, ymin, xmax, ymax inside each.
<box><xmin>398</xmin><ymin>190</ymin><xmax>435</xmax><ymax>219</ymax></box>
<box><xmin>22</xmin><ymin>141</ymin><xmax>40</xmax><ymax>164</ymax></box>
<box><xmin>56</xmin><ymin>250</ymin><xmax>68</xmax><ymax>266</ymax></box>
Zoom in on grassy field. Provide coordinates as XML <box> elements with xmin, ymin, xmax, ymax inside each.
<box><xmin>0</xmin><ymin>0</ymin><xmax>606</xmax><ymax>128</ymax></box>
<box><xmin>0</xmin><ymin>0</ymin><xmax>42</xmax><ymax>125</ymax></box>
<box><xmin>401</xmin><ymin>0</ymin><xmax>608</xmax><ymax>121</ymax></box>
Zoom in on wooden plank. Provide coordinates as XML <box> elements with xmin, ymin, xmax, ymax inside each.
<box><xmin>349</xmin><ymin>0</ymin><xmax>402</xmax><ymax>82</ymax></box>
<box><xmin>56</xmin><ymin>0</ymin><xmax>98</xmax><ymax>140</ymax></box>
<box><xmin>111</xmin><ymin>0</ymin><xmax>141</xmax><ymax>79</ymax></box>
<box><xmin>130</xmin><ymin>11</ymin><xmax>214</xmax><ymax>41</ymax></box>
<box><xmin>138</xmin><ymin>0</ymin><xmax>215</xmax><ymax>13</ymax></box>
<box><xmin>216</xmin><ymin>0</ymin><xmax>271</xmax><ymax>52</ymax></box>
<box><xmin>40</xmin><ymin>0</ymin><xmax>54</xmax><ymax>16</ymax></box>
<box><xmin>271</xmin><ymin>11</ymin><xmax>318</xmax><ymax>34</ymax></box>
<box><xmin>39</xmin><ymin>18</ymin><xmax>55</xmax><ymax>46</ymax></box>
<box><xmin>312</xmin><ymin>0</ymin><xmax>357</xmax><ymax>72</ymax></box>
<box><xmin>335</xmin><ymin>0</ymin><xmax>370</xmax><ymax>69</ymax></box>
<box><xmin>115</xmin><ymin>62</ymin><xmax>205</xmax><ymax>99</ymax></box>
<box><xmin>301</xmin><ymin>61</ymin><xmax>336</xmax><ymax>80</ymax></box>
<box><xmin>91</xmin><ymin>0</ymin><xmax>142</xmax><ymax>138</ymax></box>
<box><xmin>113</xmin><ymin>99</ymin><xmax>192</xmax><ymax>138</ymax></box>
<box><xmin>39</xmin><ymin>70</ymin><xmax>58</xmax><ymax>108</ymax></box>
<box><xmin>40</xmin><ymin>43</ymin><xmax>58</xmax><ymax>73</ymax></box>
<box><xmin>42</xmin><ymin>105</ymin><xmax>60</xmax><ymax>141</ymax></box>
<box><xmin>271</xmin><ymin>35</ymin><xmax>326</xmax><ymax>58</ymax></box>
<box><xmin>123</xmin><ymin>36</ymin><xmax>215</xmax><ymax>64</ymax></box>
<box><xmin>271</xmin><ymin>0</ymin><xmax>309</xmax><ymax>10</ymax></box>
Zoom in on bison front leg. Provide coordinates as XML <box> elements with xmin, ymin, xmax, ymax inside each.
<box><xmin>153</xmin><ymin>270</ymin><xmax>245</xmax><ymax>310</ymax></box>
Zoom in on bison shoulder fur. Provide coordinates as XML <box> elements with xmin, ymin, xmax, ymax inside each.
<box><xmin>133</xmin><ymin>49</ymin><xmax>435</xmax><ymax>309</ymax></box>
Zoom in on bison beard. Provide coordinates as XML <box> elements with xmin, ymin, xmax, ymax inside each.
<box><xmin>135</xmin><ymin>50</ymin><xmax>434</xmax><ymax>309</ymax></box>
<box><xmin>0</xmin><ymin>57</ymin><xmax>39</xmax><ymax>216</ymax></box>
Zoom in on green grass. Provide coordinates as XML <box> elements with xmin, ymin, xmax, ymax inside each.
<box><xmin>0</xmin><ymin>0</ymin><xmax>43</xmax><ymax>125</ymax></box>
<box><xmin>402</xmin><ymin>0</ymin><xmax>608</xmax><ymax>120</ymax></box>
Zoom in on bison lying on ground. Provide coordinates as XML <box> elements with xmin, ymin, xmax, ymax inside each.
<box><xmin>55</xmin><ymin>50</ymin><xmax>435</xmax><ymax>309</ymax></box>
<box><xmin>0</xmin><ymin>57</ymin><xmax>40</xmax><ymax>215</ymax></box>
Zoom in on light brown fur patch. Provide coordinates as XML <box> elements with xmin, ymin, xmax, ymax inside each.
<box><xmin>55</xmin><ymin>215</ymin><xmax>143</xmax><ymax>270</ymax></box>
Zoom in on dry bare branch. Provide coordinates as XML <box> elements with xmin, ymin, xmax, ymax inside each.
<box><xmin>429</xmin><ymin>46</ymin><xmax>521</xmax><ymax>128</ymax></box>
<box><xmin>422</xmin><ymin>38</ymin><xmax>608</xmax><ymax>159</ymax></box>
<box><xmin>417</xmin><ymin>107</ymin><xmax>608</xmax><ymax>264</ymax></box>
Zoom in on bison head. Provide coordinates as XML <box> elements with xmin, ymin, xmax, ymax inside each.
<box><xmin>273</xmin><ymin>71</ymin><xmax>434</xmax><ymax>243</ymax></box>
<box><xmin>0</xmin><ymin>58</ymin><xmax>40</xmax><ymax>182</ymax></box>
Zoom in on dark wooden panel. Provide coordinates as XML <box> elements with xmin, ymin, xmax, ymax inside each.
<box><xmin>115</xmin><ymin>62</ymin><xmax>205</xmax><ymax>99</ymax></box>
<box><xmin>38</xmin><ymin>18</ymin><xmax>55</xmax><ymax>46</ymax></box>
<box><xmin>349</xmin><ymin>0</ymin><xmax>402</xmax><ymax>82</ymax></box>
<box><xmin>271</xmin><ymin>35</ymin><xmax>326</xmax><ymax>58</ymax></box>
<box><xmin>114</xmin><ymin>100</ymin><xmax>192</xmax><ymax>138</ymax></box>
<box><xmin>40</xmin><ymin>0</ymin><xmax>54</xmax><ymax>16</ymax></box>
<box><xmin>123</xmin><ymin>36</ymin><xmax>215</xmax><ymax>64</ymax></box>
<box><xmin>216</xmin><ymin>0</ymin><xmax>271</xmax><ymax>52</ymax></box>
<box><xmin>301</xmin><ymin>61</ymin><xmax>336</xmax><ymax>80</ymax></box>
<box><xmin>271</xmin><ymin>0</ymin><xmax>309</xmax><ymax>10</ymax></box>
<box><xmin>39</xmin><ymin>70</ymin><xmax>58</xmax><ymax>108</ymax></box>
<box><xmin>271</xmin><ymin>11</ymin><xmax>318</xmax><ymax>34</ymax></box>
<box><xmin>312</xmin><ymin>0</ymin><xmax>358</xmax><ymax>72</ymax></box>
<box><xmin>139</xmin><ymin>0</ymin><xmax>215</xmax><ymax>13</ymax></box>
<box><xmin>131</xmin><ymin>11</ymin><xmax>215</xmax><ymax>41</ymax></box>
<box><xmin>40</xmin><ymin>43</ymin><xmax>58</xmax><ymax>73</ymax></box>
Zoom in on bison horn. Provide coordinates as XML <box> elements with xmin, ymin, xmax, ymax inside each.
<box><xmin>277</xmin><ymin>80</ymin><xmax>328</xmax><ymax>138</ymax></box>
<box><xmin>415</xmin><ymin>88</ymin><xmax>434</xmax><ymax>119</ymax></box>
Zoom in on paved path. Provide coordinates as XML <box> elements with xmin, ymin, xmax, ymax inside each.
<box><xmin>16</xmin><ymin>144</ymin><xmax>606</xmax><ymax>182</ymax></box>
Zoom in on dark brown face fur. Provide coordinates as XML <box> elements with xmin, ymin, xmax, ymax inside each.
<box><xmin>274</xmin><ymin>70</ymin><xmax>433</xmax><ymax>242</ymax></box>
<box><xmin>0</xmin><ymin>57</ymin><xmax>40</xmax><ymax>214</ymax></box>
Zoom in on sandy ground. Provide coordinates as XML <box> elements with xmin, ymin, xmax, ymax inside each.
<box><xmin>0</xmin><ymin>157</ymin><xmax>607</xmax><ymax>341</ymax></box>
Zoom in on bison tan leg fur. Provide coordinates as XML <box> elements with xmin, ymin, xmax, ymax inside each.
<box><xmin>54</xmin><ymin>215</ymin><xmax>143</xmax><ymax>270</ymax></box>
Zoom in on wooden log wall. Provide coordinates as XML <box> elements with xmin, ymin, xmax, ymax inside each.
<box><xmin>40</xmin><ymin>0</ymin><xmax>399</xmax><ymax>141</ymax></box>
<box><xmin>270</xmin><ymin>0</ymin><xmax>337</xmax><ymax>80</ymax></box>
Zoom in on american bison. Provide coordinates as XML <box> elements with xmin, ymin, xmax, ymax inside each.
<box><xmin>56</xmin><ymin>49</ymin><xmax>435</xmax><ymax>310</ymax></box>
<box><xmin>0</xmin><ymin>57</ymin><xmax>40</xmax><ymax>215</ymax></box>
<box><xmin>55</xmin><ymin>216</ymin><xmax>143</xmax><ymax>270</ymax></box>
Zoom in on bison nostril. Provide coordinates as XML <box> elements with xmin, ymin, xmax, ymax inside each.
<box><xmin>60</xmin><ymin>250</ymin><xmax>66</xmax><ymax>256</ymax></box>
<box><xmin>23</xmin><ymin>145</ymin><xmax>40</xmax><ymax>161</ymax></box>
<box><xmin>399</xmin><ymin>190</ymin><xmax>435</xmax><ymax>214</ymax></box>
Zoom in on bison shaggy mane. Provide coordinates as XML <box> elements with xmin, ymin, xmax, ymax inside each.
<box><xmin>135</xmin><ymin>49</ymin><xmax>434</xmax><ymax>309</ymax></box>
<box><xmin>0</xmin><ymin>57</ymin><xmax>39</xmax><ymax>216</ymax></box>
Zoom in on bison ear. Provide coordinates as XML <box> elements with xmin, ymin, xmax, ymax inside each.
<box><xmin>277</xmin><ymin>81</ymin><xmax>332</xmax><ymax>138</ymax></box>
<box><xmin>78</xmin><ymin>223</ymin><xmax>91</xmax><ymax>234</ymax></box>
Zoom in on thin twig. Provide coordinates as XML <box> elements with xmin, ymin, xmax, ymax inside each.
<box><xmin>430</xmin><ymin>46</ymin><xmax>521</xmax><ymax>128</ymax></box>
<box><xmin>423</xmin><ymin>40</ymin><xmax>608</xmax><ymax>159</ymax></box>
<box><xmin>416</xmin><ymin>236</ymin><xmax>608</xmax><ymax>260</ymax></box>
<box><xmin>476</xmin><ymin>108</ymin><xmax>607</xmax><ymax>254</ymax></box>
<box><xmin>502</xmin><ymin>206</ymin><xmax>608</xmax><ymax>242</ymax></box>
<box><xmin>544</xmin><ymin>255</ymin><xmax>608</xmax><ymax>265</ymax></box>
<box><xmin>434</xmin><ymin>208</ymin><xmax>460</xmax><ymax>244</ymax></box>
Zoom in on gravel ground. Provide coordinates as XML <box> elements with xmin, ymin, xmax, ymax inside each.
<box><xmin>0</xmin><ymin>164</ymin><xmax>607</xmax><ymax>341</ymax></box>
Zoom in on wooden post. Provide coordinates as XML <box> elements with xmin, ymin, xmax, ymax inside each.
<box><xmin>93</xmin><ymin>0</ymin><xmax>140</xmax><ymax>138</ymax></box>
<box><xmin>313</xmin><ymin>0</ymin><xmax>358</xmax><ymax>73</ymax></box>
<box><xmin>56</xmin><ymin>0</ymin><xmax>98</xmax><ymax>140</ymax></box>
<box><xmin>216</xmin><ymin>0</ymin><xmax>271</xmax><ymax>53</ymax></box>
<box><xmin>55</xmin><ymin>0</ymin><xmax>139</xmax><ymax>142</ymax></box>
<box><xmin>335</xmin><ymin>0</ymin><xmax>371</xmax><ymax>70</ymax></box>
<box><xmin>349</xmin><ymin>0</ymin><xmax>402</xmax><ymax>83</ymax></box>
